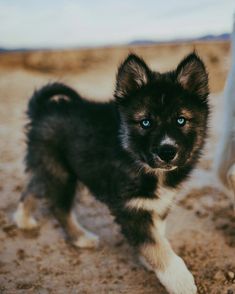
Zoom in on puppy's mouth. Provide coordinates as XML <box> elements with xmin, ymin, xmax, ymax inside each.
<box><xmin>157</xmin><ymin>165</ymin><xmax>178</xmax><ymax>171</ymax></box>
<box><xmin>143</xmin><ymin>153</ymin><xmax>178</xmax><ymax>171</ymax></box>
<box><xmin>152</xmin><ymin>161</ymin><xmax>178</xmax><ymax>171</ymax></box>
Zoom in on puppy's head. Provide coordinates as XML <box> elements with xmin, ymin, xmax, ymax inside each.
<box><xmin>115</xmin><ymin>53</ymin><xmax>209</xmax><ymax>171</ymax></box>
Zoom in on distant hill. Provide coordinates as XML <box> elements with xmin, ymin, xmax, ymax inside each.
<box><xmin>129</xmin><ymin>33</ymin><xmax>231</xmax><ymax>46</ymax></box>
<box><xmin>0</xmin><ymin>33</ymin><xmax>231</xmax><ymax>53</ymax></box>
<box><xmin>197</xmin><ymin>33</ymin><xmax>230</xmax><ymax>41</ymax></box>
<box><xmin>0</xmin><ymin>48</ymin><xmax>8</xmax><ymax>53</ymax></box>
<box><xmin>0</xmin><ymin>47</ymin><xmax>38</xmax><ymax>53</ymax></box>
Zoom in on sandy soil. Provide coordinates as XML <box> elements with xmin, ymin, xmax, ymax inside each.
<box><xmin>0</xmin><ymin>42</ymin><xmax>235</xmax><ymax>294</ymax></box>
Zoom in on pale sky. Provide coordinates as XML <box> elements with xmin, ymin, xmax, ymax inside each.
<box><xmin>0</xmin><ymin>0</ymin><xmax>234</xmax><ymax>49</ymax></box>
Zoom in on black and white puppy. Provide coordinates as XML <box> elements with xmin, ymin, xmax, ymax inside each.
<box><xmin>14</xmin><ymin>52</ymin><xmax>209</xmax><ymax>294</ymax></box>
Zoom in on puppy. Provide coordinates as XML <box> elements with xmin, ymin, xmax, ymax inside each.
<box><xmin>14</xmin><ymin>52</ymin><xmax>209</xmax><ymax>294</ymax></box>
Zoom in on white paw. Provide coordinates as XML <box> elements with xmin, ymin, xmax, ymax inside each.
<box><xmin>156</xmin><ymin>254</ymin><xmax>197</xmax><ymax>294</ymax></box>
<box><xmin>13</xmin><ymin>203</ymin><xmax>38</xmax><ymax>230</ymax></box>
<box><xmin>73</xmin><ymin>232</ymin><xmax>99</xmax><ymax>249</ymax></box>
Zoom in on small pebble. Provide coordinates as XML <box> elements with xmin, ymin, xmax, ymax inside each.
<box><xmin>227</xmin><ymin>271</ymin><xmax>235</xmax><ymax>280</ymax></box>
<box><xmin>195</xmin><ymin>208</ymin><xmax>208</xmax><ymax>218</ymax></box>
<box><xmin>214</xmin><ymin>270</ymin><xmax>224</xmax><ymax>281</ymax></box>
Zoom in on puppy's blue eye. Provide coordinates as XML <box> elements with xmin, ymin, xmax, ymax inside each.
<box><xmin>177</xmin><ymin>116</ymin><xmax>186</xmax><ymax>126</ymax></box>
<box><xmin>140</xmin><ymin>119</ymin><xmax>151</xmax><ymax>129</ymax></box>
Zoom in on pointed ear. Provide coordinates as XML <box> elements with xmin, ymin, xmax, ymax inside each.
<box><xmin>176</xmin><ymin>53</ymin><xmax>209</xmax><ymax>99</ymax></box>
<box><xmin>115</xmin><ymin>54</ymin><xmax>152</xmax><ymax>99</ymax></box>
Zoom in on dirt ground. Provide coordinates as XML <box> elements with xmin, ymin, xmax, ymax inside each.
<box><xmin>0</xmin><ymin>42</ymin><xmax>235</xmax><ymax>294</ymax></box>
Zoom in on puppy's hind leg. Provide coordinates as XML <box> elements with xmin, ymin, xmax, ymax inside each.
<box><xmin>52</xmin><ymin>179</ymin><xmax>99</xmax><ymax>249</ymax></box>
<box><xmin>14</xmin><ymin>190</ymin><xmax>38</xmax><ymax>230</ymax></box>
<box><xmin>63</xmin><ymin>207</ymin><xmax>99</xmax><ymax>249</ymax></box>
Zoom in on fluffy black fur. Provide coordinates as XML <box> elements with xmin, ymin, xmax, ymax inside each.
<box><xmin>21</xmin><ymin>52</ymin><xmax>209</xmax><ymax>247</ymax></box>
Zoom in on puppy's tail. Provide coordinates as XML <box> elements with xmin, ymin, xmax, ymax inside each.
<box><xmin>27</xmin><ymin>82</ymin><xmax>81</xmax><ymax>119</ymax></box>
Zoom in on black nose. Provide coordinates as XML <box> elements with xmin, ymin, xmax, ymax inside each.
<box><xmin>157</xmin><ymin>144</ymin><xmax>177</xmax><ymax>163</ymax></box>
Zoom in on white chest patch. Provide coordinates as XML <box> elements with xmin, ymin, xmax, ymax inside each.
<box><xmin>125</xmin><ymin>186</ymin><xmax>176</xmax><ymax>217</ymax></box>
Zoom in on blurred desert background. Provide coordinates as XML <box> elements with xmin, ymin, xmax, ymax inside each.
<box><xmin>0</xmin><ymin>40</ymin><xmax>234</xmax><ymax>294</ymax></box>
<box><xmin>1</xmin><ymin>2</ymin><xmax>235</xmax><ymax>294</ymax></box>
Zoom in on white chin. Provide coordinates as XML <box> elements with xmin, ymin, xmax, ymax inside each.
<box><xmin>159</xmin><ymin>166</ymin><xmax>177</xmax><ymax>171</ymax></box>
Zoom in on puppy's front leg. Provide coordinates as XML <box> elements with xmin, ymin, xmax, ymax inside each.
<box><xmin>121</xmin><ymin>202</ymin><xmax>197</xmax><ymax>294</ymax></box>
<box><xmin>139</xmin><ymin>218</ymin><xmax>197</xmax><ymax>294</ymax></box>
